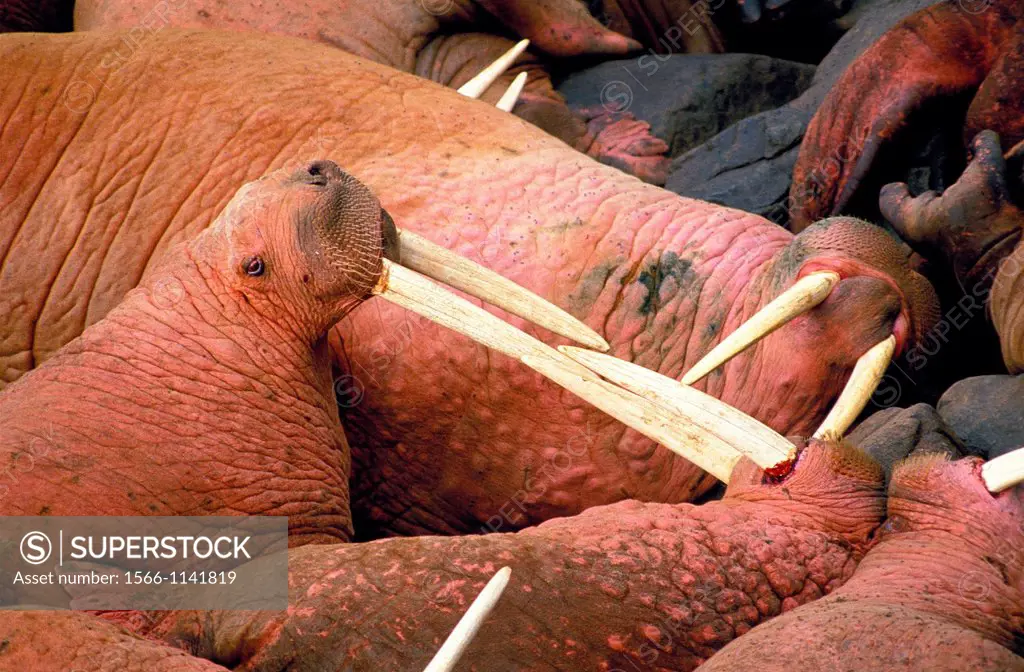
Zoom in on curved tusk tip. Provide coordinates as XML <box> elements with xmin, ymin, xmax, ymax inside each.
<box><xmin>981</xmin><ymin>446</ymin><xmax>1024</xmax><ymax>493</ymax></box>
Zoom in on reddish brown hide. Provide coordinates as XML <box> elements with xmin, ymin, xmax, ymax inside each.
<box><xmin>698</xmin><ymin>454</ymin><xmax>1024</xmax><ymax>671</ymax></box>
<box><xmin>119</xmin><ymin>442</ymin><xmax>885</xmax><ymax>671</ymax></box>
<box><xmin>790</xmin><ymin>0</ymin><xmax>1024</xmax><ymax>230</ymax></box>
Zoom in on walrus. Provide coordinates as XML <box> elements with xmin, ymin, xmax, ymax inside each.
<box><xmin>0</xmin><ymin>160</ymin><xmax>397</xmax><ymax>544</ymax></box>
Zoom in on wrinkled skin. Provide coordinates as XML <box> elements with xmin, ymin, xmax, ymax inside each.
<box><xmin>0</xmin><ymin>31</ymin><xmax>939</xmax><ymax>538</ymax></box>
<box><xmin>73</xmin><ymin>0</ymin><xmax>680</xmax><ymax>183</ymax></box>
<box><xmin>0</xmin><ymin>612</ymin><xmax>228</xmax><ymax>671</ymax></box>
<box><xmin>790</xmin><ymin>0</ymin><xmax>1024</xmax><ymax>230</ymax></box>
<box><xmin>882</xmin><ymin>131</ymin><xmax>1024</xmax><ymax>371</ymax></box>
<box><xmin>698</xmin><ymin>454</ymin><xmax>1024</xmax><ymax>671</ymax></box>
<box><xmin>0</xmin><ymin>160</ymin><xmax>393</xmax><ymax>544</ymax></box>
<box><xmin>91</xmin><ymin>441</ymin><xmax>883</xmax><ymax>671</ymax></box>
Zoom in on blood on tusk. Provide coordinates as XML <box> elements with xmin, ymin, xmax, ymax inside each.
<box><xmin>559</xmin><ymin>346</ymin><xmax>796</xmax><ymax>470</ymax></box>
<box><xmin>496</xmin><ymin>71</ymin><xmax>528</xmax><ymax>112</ymax></box>
<box><xmin>395</xmin><ymin>229</ymin><xmax>609</xmax><ymax>350</ymax></box>
<box><xmin>981</xmin><ymin>446</ymin><xmax>1024</xmax><ymax>493</ymax></box>
<box><xmin>812</xmin><ymin>335</ymin><xmax>897</xmax><ymax>440</ymax></box>
<box><xmin>423</xmin><ymin>566</ymin><xmax>512</xmax><ymax>672</ymax></box>
<box><xmin>681</xmin><ymin>271</ymin><xmax>841</xmax><ymax>385</ymax></box>
<box><xmin>456</xmin><ymin>39</ymin><xmax>530</xmax><ymax>99</ymax></box>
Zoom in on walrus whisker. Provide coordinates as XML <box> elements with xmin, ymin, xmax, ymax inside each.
<box><xmin>681</xmin><ymin>271</ymin><xmax>841</xmax><ymax>385</ymax></box>
<box><xmin>423</xmin><ymin>567</ymin><xmax>512</xmax><ymax>672</ymax></box>
<box><xmin>495</xmin><ymin>72</ymin><xmax>527</xmax><ymax>112</ymax></box>
<box><xmin>396</xmin><ymin>228</ymin><xmax>609</xmax><ymax>350</ymax></box>
<box><xmin>456</xmin><ymin>39</ymin><xmax>530</xmax><ymax>99</ymax></box>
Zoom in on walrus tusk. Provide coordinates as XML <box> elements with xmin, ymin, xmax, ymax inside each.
<box><xmin>559</xmin><ymin>346</ymin><xmax>796</xmax><ymax>470</ymax></box>
<box><xmin>981</xmin><ymin>446</ymin><xmax>1024</xmax><ymax>493</ymax></box>
<box><xmin>812</xmin><ymin>335</ymin><xmax>896</xmax><ymax>439</ymax></box>
<box><xmin>681</xmin><ymin>271</ymin><xmax>841</xmax><ymax>385</ymax></box>
<box><xmin>374</xmin><ymin>260</ymin><xmax>599</xmax><ymax>373</ymax></box>
<box><xmin>375</xmin><ymin>261</ymin><xmax>745</xmax><ymax>481</ymax></box>
<box><xmin>495</xmin><ymin>71</ymin><xmax>527</xmax><ymax>112</ymax></box>
<box><xmin>423</xmin><ymin>566</ymin><xmax>512</xmax><ymax>672</ymax></box>
<box><xmin>457</xmin><ymin>39</ymin><xmax>530</xmax><ymax>99</ymax></box>
<box><xmin>521</xmin><ymin>354</ymin><xmax>747</xmax><ymax>481</ymax></box>
<box><xmin>396</xmin><ymin>228</ymin><xmax>609</xmax><ymax>350</ymax></box>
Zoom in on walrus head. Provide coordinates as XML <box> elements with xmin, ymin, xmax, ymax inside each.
<box><xmin>196</xmin><ymin>159</ymin><xmax>398</xmax><ymax>340</ymax></box>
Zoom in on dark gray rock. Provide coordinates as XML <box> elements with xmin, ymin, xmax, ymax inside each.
<box><xmin>666</xmin><ymin>0</ymin><xmax>942</xmax><ymax>225</ymax></box>
<box><xmin>938</xmin><ymin>375</ymin><xmax>1024</xmax><ymax>460</ymax></box>
<box><xmin>557</xmin><ymin>54</ymin><xmax>815</xmax><ymax>158</ymax></box>
<box><xmin>849</xmin><ymin>403</ymin><xmax>969</xmax><ymax>480</ymax></box>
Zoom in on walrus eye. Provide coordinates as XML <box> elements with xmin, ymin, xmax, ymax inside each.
<box><xmin>242</xmin><ymin>256</ymin><xmax>266</xmax><ymax>277</ymax></box>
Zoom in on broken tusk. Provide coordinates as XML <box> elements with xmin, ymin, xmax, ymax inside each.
<box><xmin>457</xmin><ymin>39</ymin><xmax>530</xmax><ymax>99</ymax></box>
<box><xmin>812</xmin><ymin>335</ymin><xmax>896</xmax><ymax>440</ymax></box>
<box><xmin>397</xmin><ymin>228</ymin><xmax>608</xmax><ymax>350</ymax></box>
<box><xmin>495</xmin><ymin>72</ymin><xmax>527</xmax><ymax>112</ymax></box>
<box><xmin>681</xmin><ymin>271</ymin><xmax>841</xmax><ymax>385</ymax></box>
<box><xmin>560</xmin><ymin>346</ymin><xmax>795</xmax><ymax>470</ymax></box>
<box><xmin>423</xmin><ymin>566</ymin><xmax>512</xmax><ymax>672</ymax></box>
<box><xmin>522</xmin><ymin>354</ymin><xmax>746</xmax><ymax>482</ymax></box>
<box><xmin>981</xmin><ymin>446</ymin><xmax>1024</xmax><ymax>493</ymax></box>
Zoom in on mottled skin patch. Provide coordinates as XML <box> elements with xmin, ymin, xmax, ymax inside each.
<box><xmin>700</xmin><ymin>454</ymin><xmax>1024</xmax><ymax>671</ymax></box>
<box><xmin>637</xmin><ymin>251</ymin><xmax>697</xmax><ymax>315</ymax></box>
<box><xmin>133</xmin><ymin>441</ymin><xmax>886</xmax><ymax>671</ymax></box>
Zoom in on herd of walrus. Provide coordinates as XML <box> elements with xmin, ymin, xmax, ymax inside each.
<box><xmin>1</xmin><ymin>0</ymin><xmax>1023</xmax><ymax>669</ymax></box>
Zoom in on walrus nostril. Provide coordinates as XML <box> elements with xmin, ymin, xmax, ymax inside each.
<box><xmin>305</xmin><ymin>160</ymin><xmax>344</xmax><ymax>183</ymax></box>
<box><xmin>296</xmin><ymin>160</ymin><xmax>344</xmax><ymax>186</ymax></box>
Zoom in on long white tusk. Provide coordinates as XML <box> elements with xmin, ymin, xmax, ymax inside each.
<box><xmin>495</xmin><ymin>72</ymin><xmax>528</xmax><ymax>112</ymax></box>
<box><xmin>560</xmin><ymin>346</ymin><xmax>795</xmax><ymax>470</ymax></box>
<box><xmin>522</xmin><ymin>354</ymin><xmax>746</xmax><ymax>481</ymax></box>
<box><xmin>812</xmin><ymin>335</ymin><xmax>896</xmax><ymax>440</ymax></box>
<box><xmin>981</xmin><ymin>446</ymin><xmax>1024</xmax><ymax>493</ymax></box>
<box><xmin>681</xmin><ymin>271</ymin><xmax>841</xmax><ymax>385</ymax></box>
<box><xmin>457</xmin><ymin>39</ymin><xmax>530</xmax><ymax>99</ymax></box>
<box><xmin>373</xmin><ymin>260</ymin><xmax>593</xmax><ymax>376</ymax></box>
<box><xmin>397</xmin><ymin>229</ymin><xmax>609</xmax><ymax>350</ymax></box>
<box><xmin>375</xmin><ymin>261</ymin><xmax>747</xmax><ymax>481</ymax></box>
<box><xmin>424</xmin><ymin>566</ymin><xmax>512</xmax><ymax>672</ymax></box>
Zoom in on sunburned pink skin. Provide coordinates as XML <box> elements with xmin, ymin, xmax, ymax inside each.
<box><xmin>112</xmin><ymin>441</ymin><xmax>885</xmax><ymax>671</ymax></box>
<box><xmin>698</xmin><ymin>454</ymin><xmax>1024</xmax><ymax>671</ymax></box>
<box><xmin>0</xmin><ymin>31</ymin><xmax>938</xmax><ymax>537</ymax></box>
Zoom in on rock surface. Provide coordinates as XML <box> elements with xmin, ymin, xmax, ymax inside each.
<box><xmin>557</xmin><ymin>53</ymin><xmax>815</xmax><ymax>158</ymax></box>
<box><xmin>937</xmin><ymin>374</ymin><xmax>1024</xmax><ymax>459</ymax></box>
<box><xmin>848</xmin><ymin>403</ymin><xmax>969</xmax><ymax>479</ymax></box>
